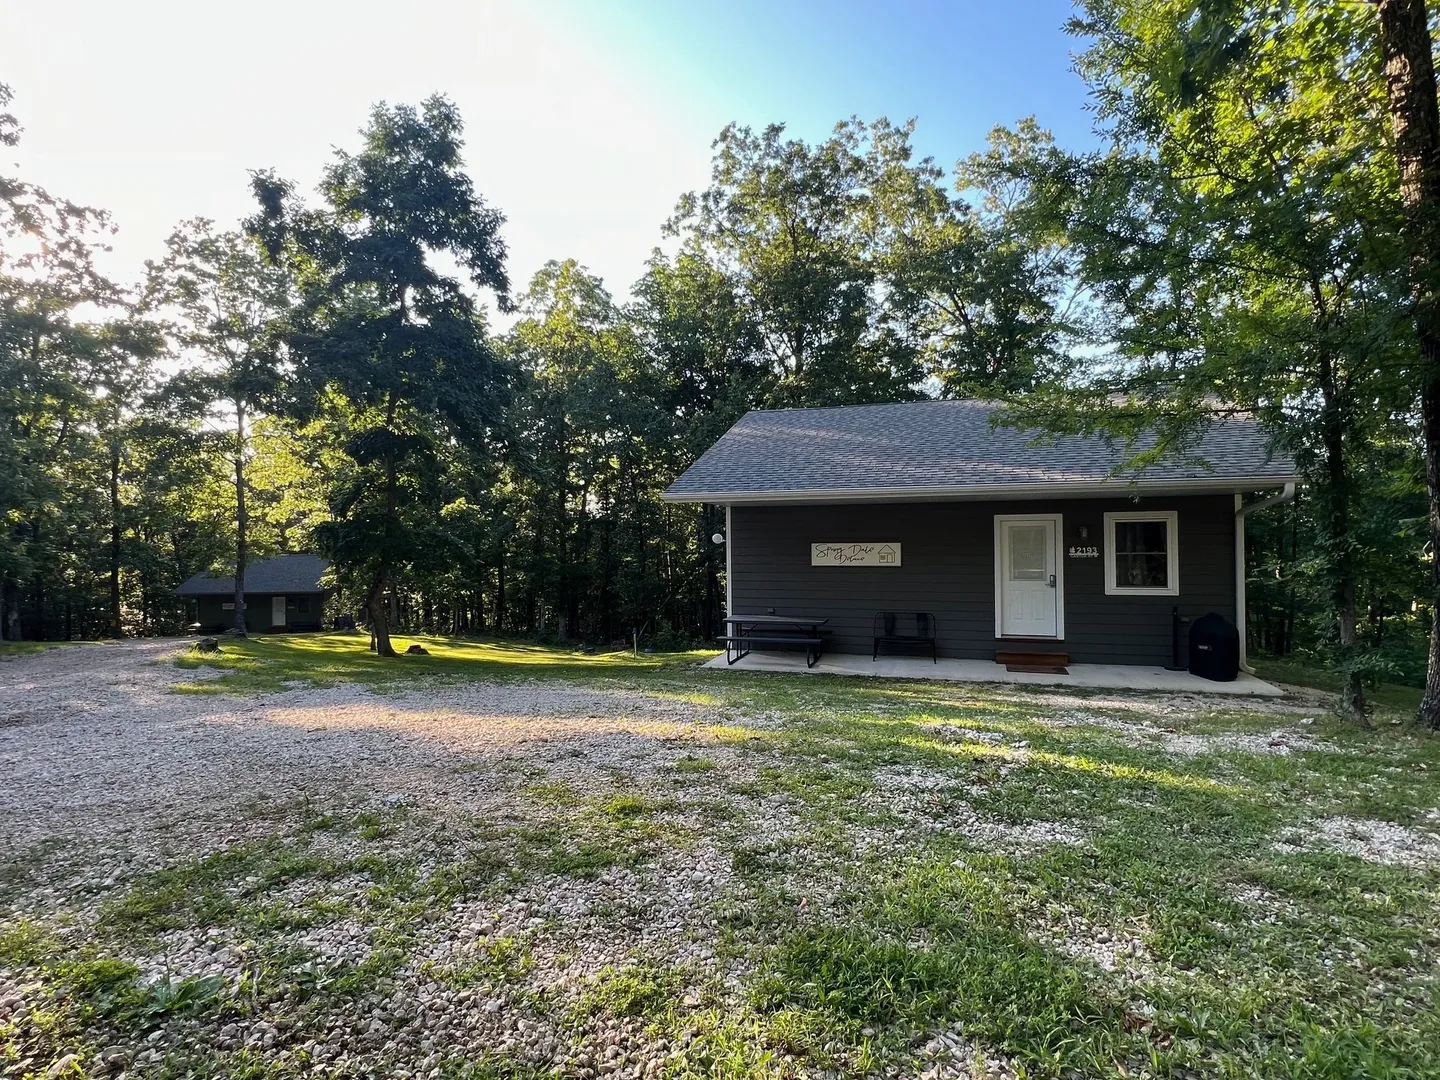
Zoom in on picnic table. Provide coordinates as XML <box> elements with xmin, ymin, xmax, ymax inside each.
<box><xmin>720</xmin><ymin>614</ymin><xmax>830</xmax><ymax>668</ymax></box>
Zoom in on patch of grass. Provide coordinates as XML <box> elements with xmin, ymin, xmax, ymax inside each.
<box><xmin>539</xmin><ymin>837</ymin><xmax>631</xmax><ymax>879</ymax></box>
<box><xmin>602</xmin><ymin>793</ymin><xmax>671</xmax><ymax>820</ymax></box>
<box><xmin>1251</xmin><ymin>656</ymin><xmax>1423</xmax><ymax>714</ymax></box>
<box><xmin>427</xmin><ymin>936</ymin><xmax>533</xmax><ymax>990</ymax></box>
<box><xmin>671</xmin><ymin>755</ymin><xmax>717</xmax><ymax>774</ymax></box>
<box><xmin>520</xmin><ymin>781</ymin><xmax>579</xmax><ymax>809</ymax></box>
<box><xmin>577</xmin><ymin>961</ymin><xmax>685</xmax><ymax>1019</ymax></box>
<box><xmin>0</xmin><ymin>921</ymin><xmax>232</xmax><ymax>1079</ymax></box>
<box><xmin>759</xmin><ymin>922</ymin><xmax>1114</xmax><ymax>1064</ymax></box>
<box><xmin>101</xmin><ymin>840</ymin><xmax>330</xmax><ymax>936</ymax></box>
<box><xmin>432</xmin><ymin>1054</ymin><xmax>561</xmax><ymax>1080</ymax></box>
<box><xmin>169</xmin><ymin>631</ymin><xmax>715</xmax><ymax>695</ymax></box>
<box><xmin>171</xmin><ymin>647</ymin><xmax>295</xmax><ymax>694</ymax></box>
<box><xmin>0</xmin><ymin>639</ymin><xmax>95</xmax><ymax>659</ymax></box>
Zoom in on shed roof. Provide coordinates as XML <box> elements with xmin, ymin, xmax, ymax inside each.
<box><xmin>662</xmin><ymin>399</ymin><xmax>1297</xmax><ymax>504</ymax></box>
<box><xmin>175</xmin><ymin>553</ymin><xmax>329</xmax><ymax>596</ymax></box>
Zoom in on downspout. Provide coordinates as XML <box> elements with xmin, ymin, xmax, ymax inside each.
<box><xmin>1235</xmin><ymin>482</ymin><xmax>1298</xmax><ymax>674</ymax></box>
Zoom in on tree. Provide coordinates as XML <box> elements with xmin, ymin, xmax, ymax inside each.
<box><xmin>870</xmin><ymin>119</ymin><xmax>1080</xmax><ymax>395</ymax></box>
<box><xmin>1002</xmin><ymin>1</ymin><xmax>1418</xmax><ymax>722</ymax></box>
<box><xmin>87</xmin><ymin>319</ymin><xmax>166</xmax><ymax>634</ymax></box>
<box><xmin>1369</xmin><ymin>0</ymin><xmax>1440</xmax><ymax>728</ymax></box>
<box><xmin>249</xmin><ymin>95</ymin><xmax>511</xmax><ymax>657</ymax></box>
<box><xmin>668</xmin><ymin>119</ymin><xmax>923</xmax><ymax>405</ymax></box>
<box><xmin>0</xmin><ymin>82</ymin><xmax>127</xmax><ymax>639</ymax></box>
<box><xmin>504</xmin><ymin>259</ymin><xmax>676</xmax><ymax>642</ymax></box>
<box><xmin>145</xmin><ymin>220</ymin><xmax>293</xmax><ymax>636</ymax></box>
<box><xmin>630</xmin><ymin>248</ymin><xmax>768</xmax><ymax>635</ymax></box>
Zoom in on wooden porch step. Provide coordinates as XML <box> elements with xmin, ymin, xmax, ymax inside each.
<box><xmin>995</xmin><ymin>649</ymin><xmax>1070</xmax><ymax>667</ymax></box>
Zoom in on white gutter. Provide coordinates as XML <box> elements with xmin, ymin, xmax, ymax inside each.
<box><xmin>1234</xmin><ymin>482</ymin><xmax>1298</xmax><ymax>674</ymax></box>
<box><xmin>663</xmin><ymin>475</ymin><xmax>1303</xmax><ymax>505</ymax></box>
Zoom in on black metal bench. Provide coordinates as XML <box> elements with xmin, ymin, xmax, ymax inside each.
<box><xmin>873</xmin><ymin>611</ymin><xmax>937</xmax><ymax>662</ymax></box>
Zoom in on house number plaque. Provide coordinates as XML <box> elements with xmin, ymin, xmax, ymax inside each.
<box><xmin>1068</xmin><ymin>545</ymin><xmax>1099</xmax><ymax>558</ymax></box>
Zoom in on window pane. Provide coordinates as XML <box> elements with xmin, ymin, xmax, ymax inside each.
<box><xmin>1009</xmin><ymin>525</ymin><xmax>1047</xmax><ymax>580</ymax></box>
<box><xmin>1116</xmin><ymin>552</ymin><xmax>1168</xmax><ymax>588</ymax></box>
<box><xmin>1113</xmin><ymin>516</ymin><xmax>1170</xmax><ymax>589</ymax></box>
<box><xmin>1115</xmin><ymin>520</ymin><xmax>1167</xmax><ymax>554</ymax></box>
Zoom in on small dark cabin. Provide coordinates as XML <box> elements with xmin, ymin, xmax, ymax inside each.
<box><xmin>176</xmin><ymin>553</ymin><xmax>329</xmax><ymax>633</ymax></box>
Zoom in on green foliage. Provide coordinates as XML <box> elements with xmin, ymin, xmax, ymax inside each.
<box><xmin>993</xmin><ymin>2</ymin><xmax>1425</xmax><ymax>718</ymax></box>
<box><xmin>0</xmin><ymin>83</ymin><xmax>224</xmax><ymax>641</ymax></box>
<box><xmin>873</xmin><ymin>118</ymin><xmax>1081</xmax><ymax>395</ymax></box>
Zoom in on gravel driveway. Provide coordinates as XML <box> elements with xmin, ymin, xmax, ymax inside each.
<box><xmin>1</xmin><ymin>640</ymin><xmax>806</xmax><ymax>1079</ymax></box>
<box><xmin>3</xmin><ymin>639</ymin><xmax>1438</xmax><ymax>1080</ymax></box>
<box><xmin>2</xmin><ymin>639</ymin><xmax>733</xmax><ymax>857</ymax></box>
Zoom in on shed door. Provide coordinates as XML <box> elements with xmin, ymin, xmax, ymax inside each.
<box><xmin>997</xmin><ymin>517</ymin><xmax>1060</xmax><ymax>638</ymax></box>
<box><xmin>272</xmin><ymin>596</ymin><xmax>287</xmax><ymax>628</ymax></box>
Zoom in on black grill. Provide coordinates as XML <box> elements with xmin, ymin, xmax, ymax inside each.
<box><xmin>1188</xmin><ymin>612</ymin><xmax>1240</xmax><ymax>681</ymax></box>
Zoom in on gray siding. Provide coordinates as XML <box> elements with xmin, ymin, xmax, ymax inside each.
<box><xmin>194</xmin><ymin>593</ymin><xmax>326</xmax><ymax>632</ymax></box>
<box><xmin>728</xmin><ymin>496</ymin><xmax>1236</xmax><ymax>666</ymax></box>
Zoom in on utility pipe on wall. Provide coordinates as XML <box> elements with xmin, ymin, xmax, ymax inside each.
<box><xmin>1234</xmin><ymin>482</ymin><xmax>1298</xmax><ymax>674</ymax></box>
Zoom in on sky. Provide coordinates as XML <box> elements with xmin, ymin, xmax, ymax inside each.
<box><xmin>0</xmin><ymin>0</ymin><xmax>1095</xmax><ymax>316</ymax></box>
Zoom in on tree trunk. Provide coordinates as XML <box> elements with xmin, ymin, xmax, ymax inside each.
<box><xmin>495</xmin><ymin>544</ymin><xmax>507</xmax><ymax>632</ymax></box>
<box><xmin>233</xmin><ymin>401</ymin><xmax>249</xmax><ymax>637</ymax></box>
<box><xmin>108</xmin><ymin>436</ymin><xmax>123</xmax><ymax>636</ymax></box>
<box><xmin>1319</xmin><ymin>353</ymin><xmax>1369</xmax><ymax>726</ymax></box>
<box><xmin>370</xmin><ymin>390</ymin><xmax>401</xmax><ymax>658</ymax></box>
<box><xmin>1420</xmin><ymin>378</ymin><xmax>1440</xmax><ymax>728</ymax></box>
<box><xmin>30</xmin><ymin>519</ymin><xmax>43</xmax><ymax>640</ymax></box>
<box><xmin>1</xmin><ymin>581</ymin><xmax>20</xmax><ymax>642</ymax></box>
<box><xmin>368</xmin><ymin>573</ymin><xmax>398</xmax><ymax>657</ymax></box>
<box><xmin>1374</xmin><ymin>0</ymin><xmax>1440</xmax><ymax>728</ymax></box>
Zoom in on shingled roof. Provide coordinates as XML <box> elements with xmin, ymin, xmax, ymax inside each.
<box><xmin>662</xmin><ymin>400</ymin><xmax>1297</xmax><ymax>504</ymax></box>
<box><xmin>175</xmin><ymin>554</ymin><xmax>329</xmax><ymax>596</ymax></box>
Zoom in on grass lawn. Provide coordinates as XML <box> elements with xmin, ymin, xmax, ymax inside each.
<box><xmin>169</xmin><ymin>630</ymin><xmax>715</xmax><ymax>694</ymax></box>
<box><xmin>0</xmin><ymin>639</ymin><xmax>98</xmax><ymax>659</ymax></box>
<box><xmin>1249</xmin><ymin>656</ymin><xmax>1425</xmax><ymax>714</ymax></box>
<box><xmin>3</xmin><ymin>634</ymin><xmax>1439</xmax><ymax>1079</ymax></box>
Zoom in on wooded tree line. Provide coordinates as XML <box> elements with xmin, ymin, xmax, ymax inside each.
<box><xmin>4</xmin><ymin>1</ymin><xmax>1440</xmax><ymax>723</ymax></box>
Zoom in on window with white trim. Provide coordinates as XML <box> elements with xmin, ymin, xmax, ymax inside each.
<box><xmin>1104</xmin><ymin>511</ymin><xmax>1179</xmax><ymax>596</ymax></box>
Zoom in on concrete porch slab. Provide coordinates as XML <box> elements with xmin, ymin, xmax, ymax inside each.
<box><xmin>703</xmin><ymin>650</ymin><xmax>1284</xmax><ymax>696</ymax></box>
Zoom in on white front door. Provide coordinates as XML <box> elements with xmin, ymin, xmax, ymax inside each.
<box><xmin>997</xmin><ymin>517</ymin><xmax>1060</xmax><ymax>638</ymax></box>
<box><xmin>272</xmin><ymin>596</ymin><xmax>287</xmax><ymax>628</ymax></box>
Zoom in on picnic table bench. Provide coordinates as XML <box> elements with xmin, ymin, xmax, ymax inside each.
<box><xmin>873</xmin><ymin>610</ymin><xmax>937</xmax><ymax>662</ymax></box>
<box><xmin>720</xmin><ymin>614</ymin><xmax>830</xmax><ymax>668</ymax></box>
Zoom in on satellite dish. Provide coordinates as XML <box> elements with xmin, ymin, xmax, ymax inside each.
<box><xmin>711</xmin><ymin>533</ymin><xmax>725</xmax><ymax>544</ymax></box>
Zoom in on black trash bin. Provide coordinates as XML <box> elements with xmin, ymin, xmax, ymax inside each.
<box><xmin>1188</xmin><ymin>612</ymin><xmax>1240</xmax><ymax>681</ymax></box>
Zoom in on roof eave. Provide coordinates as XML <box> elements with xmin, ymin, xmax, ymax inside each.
<box><xmin>660</xmin><ymin>475</ymin><xmax>1303</xmax><ymax>505</ymax></box>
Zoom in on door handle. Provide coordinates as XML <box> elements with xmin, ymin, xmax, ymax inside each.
<box><xmin>1047</xmin><ymin>574</ymin><xmax>1056</xmax><ymax>588</ymax></box>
